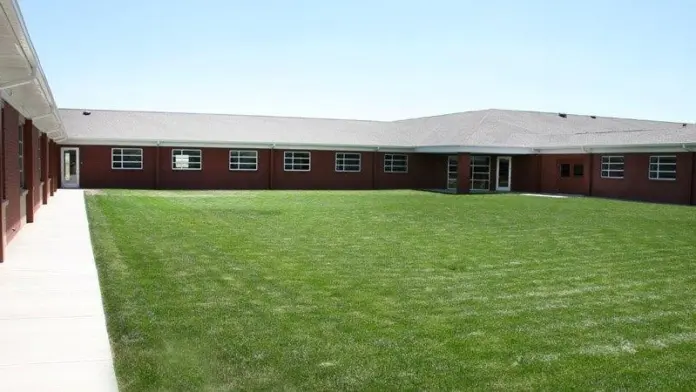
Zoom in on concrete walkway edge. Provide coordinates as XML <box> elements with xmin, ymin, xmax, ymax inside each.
<box><xmin>0</xmin><ymin>190</ymin><xmax>119</xmax><ymax>391</ymax></box>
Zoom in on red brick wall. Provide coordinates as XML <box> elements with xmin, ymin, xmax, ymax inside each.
<box><xmin>456</xmin><ymin>153</ymin><xmax>471</xmax><ymax>193</ymax></box>
<box><xmin>157</xmin><ymin>147</ymin><xmax>270</xmax><ymax>190</ymax></box>
<box><xmin>272</xmin><ymin>150</ymin><xmax>373</xmax><ymax>190</ymax></box>
<box><xmin>375</xmin><ymin>152</ymin><xmax>447</xmax><ymax>190</ymax></box>
<box><xmin>2</xmin><ymin>104</ymin><xmax>23</xmax><ymax>241</ymax></box>
<box><xmin>511</xmin><ymin>155</ymin><xmax>541</xmax><ymax>192</ymax></box>
<box><xmin>71</xmin><ymin>145</ymin><xmax>157</xmax><ymax>189</ymax></box>
<box><xmin>538</xmin><ymin>154</ymin><xmax>592</xmax><ymax>195</ymax></box>
<box><xmin>31</xmin><ymin>125</ymin><xmax>42</xmax><ymax>215</ymax></box>
<box><xmin>70</xmin><ymin>146</ymin><xmax>449</xmax><ymax>191</ymax></box>
<box><xmin>592</xmin><ymin>153</ymin><xmax>695</xmax><ymax>205</ymax></box>
<box><xmin>692</xmin><ymin>153</ymin><xmax>696</xmax><ymax>205</ymax></box>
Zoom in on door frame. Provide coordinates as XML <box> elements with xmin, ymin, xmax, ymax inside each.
<box><xmin>496</xmin><ymin>156</ymin><xmax>512</xmax><ymax>191</ymax></box>
<box><xmin>447</xmin><ymin>155</ymin><xmax>458</xmax><ymax>190</ymax></box>
<box><xmin>60</xmin><ymin>147</ymin><xmax>80</xmax><ymax>188</ymax></box>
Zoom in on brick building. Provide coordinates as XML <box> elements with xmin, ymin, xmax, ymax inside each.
<box><xmin>1</xmin><ymin>1</ymin><xmax>695</xmax><ymax>263</ymax></box>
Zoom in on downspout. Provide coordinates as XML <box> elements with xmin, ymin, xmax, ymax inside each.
<box><xmin>373</xmin><ymin>147</ymin><xmax>380</xmax><ymax>190</ymax></box>
<box><xmin>154</xmin><ymin>140</ymin><xmax>161</xmax><ymax>189</ymax></box>
<box><xmin>685</xmin><ymin>144</ymin><xmax>696</xmax><ymax>206</ymax></box>
<box><xmin>584</xmin><ymin>146</ymin><xmax>593</xmax><ymax>197</ymax></box>
<box><xmin>268</xmin><ymin>143</ymin><xmax>275</xmax><ymax>190</ymax></box>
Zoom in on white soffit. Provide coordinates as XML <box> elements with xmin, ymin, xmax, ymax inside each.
<box><xmin>0</xmin><ymin>0</ymin><xmax>67</xmax><ymax>141</ymax></box>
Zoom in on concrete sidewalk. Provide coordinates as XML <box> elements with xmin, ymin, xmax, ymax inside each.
<box><xmin>0</xmin><ymin>190</ymin><xmax>118</xmax><ymax>391</ymax></box>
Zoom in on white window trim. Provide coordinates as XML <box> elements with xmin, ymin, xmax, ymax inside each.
<box><xmin>600</xmin><ymin>155</ymin><xmax>624</xmax><ymax>179</ymax></box>
<box><xmin>469</xmin><ymin>155</ymin><xmax>491</xmax><ymax>191</ymax></box>
<box><xmin>284</xmin><ymin>151</ymin><xmax>311</xmax><ymax>172</ymax></box>
<box><xmin>335</xmin><ymin>152</ymin><xmax>361</xmax><ymax>173</ymax></box>
<box><xmin>172</xmin><ymin>149</ymin><xmax>203</xmax><ymax>171</ymax></box>
<box><xmin>648</xmin><ymin>155</ymin><xmax>677</xmax><ymax>181</ymax></box>
<box><xmin>229</xmin><ymin>150</ymin><xmax>259</xmax><ymax>171</ymax></box>
<box><xmin>111</xmin><ymin>147</ymin><xmax>144</xmax><ymax>170</ymax></box>
<box><xmin>384</xmin><ymin>153</ymin><xmax>408</xmax><ymax>173</ymax></box>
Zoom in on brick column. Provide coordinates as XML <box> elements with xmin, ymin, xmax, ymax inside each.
<box><xmin>24</xmin><ymin>120</ymin><xmax>35</xmax><ymax>223</ymax></box>
<box><xmin>456</xmin><ymin>153</ymin><xmax>471</xmax><ymax>194</ymax></box>
<box><xmin>41</xmin><ymin>134</ymin><xmax>49</xmax><ymax>203</ymax></box>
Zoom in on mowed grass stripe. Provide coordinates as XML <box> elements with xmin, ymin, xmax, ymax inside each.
<box><xmin>86</xmin><ymin>190</ymin><xmax>696</xmax><ymax>391</ymax></box>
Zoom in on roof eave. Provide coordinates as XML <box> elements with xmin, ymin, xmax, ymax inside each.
<box><xmin>63</xmin><ymin>138</ymin><xmax>416</xmax><ymax>152</ymax></box>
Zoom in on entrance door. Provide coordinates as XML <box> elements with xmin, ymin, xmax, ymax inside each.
<box><xmin>496</xmin><ymin>156</ymin><xmax>512</xmax><ymax>191</ymax></box>
<box><xmin>61</xmin><ymin>147</ymin><xmax>80</xmax><ymax>188</ymax></box>
<box><xmin>447</xmin><ymin>156</ymin><xmax>458</xmax><ymax>190</ymax></box>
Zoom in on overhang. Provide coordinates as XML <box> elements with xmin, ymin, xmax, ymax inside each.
<box><xmin>0</xmin><ymin>0</ymin><xmax>67</xmax><ymax>141</ymax></box>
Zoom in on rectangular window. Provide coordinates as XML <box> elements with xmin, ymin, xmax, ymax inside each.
<box><xmin>573</xmin><ymin>164</ymin><xmax>584</xmax><ymax>177</ymax></box>
<box><xmin>649</xmin><ymin>155</ymin><xmax>676</xmax><ymax>180</ymax></box>
<box><xmin>284</xmin><ymin>151</ymin><xmax>311</xmax><ymax>171</ymax></box>
<box><xmin>172</xmin><ymin>149</ymin><xmax>202</xmax><ymax>170</ymax></box>
<box><xmin>38</xmin><ymin>141</ymin><xmax>42</xmax><ymax>181</ymax></box>
<box><xmin>229</xmin><ymin>150</ymin><xmax>258</xmax><ymax>171</ymax></box>
<box><xmin>601</xmin><ymin>156</ymin><xmax>624</xmax><ymax>179</ymax></box>
<box><xmin>18</xmin><ymin>124</ymin><xmax>25</xmax><ymax>189</ymax></box>
<box><xmin>335</xmin><ymin>152</ymin><xmax>361</xmax><ymax>172</ymax></box>
<box><xmin>560</xmin><ymin>163</ymin><xmax>571</xmax><ymax>178</ymax></box>
<box><xmin>384</xmin><ymin>153</ymin><xmax>408</xmax><ymax>173</ymax></box>
<box><xmin>112</xmin><ymin>148</ymin><xmax>143</xmax><ymax>170</ymax></box>
<box><xmin>470</xmin><ymin>155</ymin><xmax>491</xmax><ymax>190</ymax></box>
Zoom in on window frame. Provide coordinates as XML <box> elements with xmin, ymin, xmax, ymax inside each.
<box><xmin>171</xmin><ymin>149</ymin><xmax>203</xmax><ymax>171</ymax></box>
<box><xmin>229</xmin><ymin>150</ymin><xmax>259</xmax><ymax>171</ymax></box>
<box><xmin>648</xmin><ymin>155</ymin><xmax>677</xmax><ymax>181</ymax></box>
<box><xmin>111</xmin><ymin>147</ymin><xmax>144</xmax><ymax>170</ymax></box>
<box><xmin>469</xmin><ymin>155</ymin><xmax>491</xmax><ymax>191</ymax></box>
<box><xmin>283</xmin><ymin>151</ymin><xmax>311</xmax><ymax>172</ymax></box>
<box><xmin>559</xmin><ymin>163</ymin><xmax>571</xmax><ymax>178</ymax></box>
<box><xmin>384</xmin><ymin>153</ymin><xmax>408</xmax><ymax>173</ymax></box>
<box><xmin>600</xmin><ymin>155</ymin><xmax>624</xmax><ymax>179</ymax></box>
<box><xmin>335</xmin><ymin>152</ymin><xmax>361</xmax><ymax>173</ymax></box>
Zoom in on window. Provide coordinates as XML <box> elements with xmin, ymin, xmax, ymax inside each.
<box><xmin>601</xmin><ymin>156</ymin><xmax>624</xmax><ymax>179</ymax></box>
<box><xmin>18</xmin><ymin>124</ymin><xmax>25</xmax><ymax>189</ymax></box>
<box><xmin>284</xmin><ymin>151</ymin><xmax>311</xmax><ymax>171</ymax></box>
<box><xmin>112</xmin><ymin>148</ymin><xmax>143</xmax><ymax>170</ymax></box>
<box><xmin>573</xmin><ymin>164</ymin><xmax>584</xmax><ymax>177</ymax></box>
<box><xmin>384</xmin><ymin>154</ymin><xmax>408</xmax><ymax>173</ymax></box>
<box><xmin>560</xmin><ymin>163</ymin><xmax>571</xmax><ymax>178</ymax></box>
<box><xmin>38</xmin><ymin>141</ymin><xmax>42</xmax><ymax>181</ymax></box>
<box><xmin>470</xmin><ymin>155</ymin><xmax>491</xmax><ymax>191</ymax></box>
<box><xmin>229</xmin><ymin>150</ymin><xmax>258</xmax><ymax>171</ymax></box>
<box><xmin>335</xmin><ymin>152</ymin><xmax>361</xmax><ymax>172</ymax></box>
<box><xmin>649</xmin><ymin>155</ymin><xmax>676</xmax><ymax>180</ymax></box>
<box><xmin>172</xmin><ymin>149</ymin><xmax>202</xmax><ymax>170</ymax></box>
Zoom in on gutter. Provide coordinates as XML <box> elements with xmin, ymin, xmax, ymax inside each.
<box><xmin>63</xmin><ymin>137</ymin><xmax>415</xmax><ymax>152</ymax></box>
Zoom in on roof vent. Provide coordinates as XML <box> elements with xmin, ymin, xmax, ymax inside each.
<box><xmin>558</xmin><ymin>113</ymin><xmax>567</xmax><ymax>118</ymax></box>
<box><xmin>590</xmin><ymin>115</ymin><xmax>597</xmax><ymax>119</ymax></box>
<box><xmin>82</xmin><ymin>111</ymin><xmax>91</xmax><ymax>116</ymax></box>
<box><xmin>683</xmin><ymin>123</ymin><xmax>687</xmax><ymax>127</ymax></box>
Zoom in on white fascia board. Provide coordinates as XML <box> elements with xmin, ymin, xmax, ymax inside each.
<box><xmin>63</xmin><ymin>138</ymin><xmax>416</xmax><ymax>152</ymax></box>
<box><xmin>537</xmin><ymin>143</ymin><xmax>696</xmax><ymax>154</ymax></box>
<box><xmin>415</xmin><ymin>145</ymin><xmax>535</xmax><ymax>154</ymax></box>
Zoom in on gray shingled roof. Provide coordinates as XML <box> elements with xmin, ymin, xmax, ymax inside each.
<box><xmin>59</xmin><ymin>108</ymin><xmax>696</xmax><ymax>149</ymax></box>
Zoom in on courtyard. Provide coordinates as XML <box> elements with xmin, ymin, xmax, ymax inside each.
<box><xmin>86</xmin><ymin>190</ymin><xmax>696</xmax><ymax>391</ymax></box>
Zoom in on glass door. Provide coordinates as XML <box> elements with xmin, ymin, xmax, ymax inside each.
<box><xmin>447</xmin><ymin>156</ymin><xmax>458</xmax><ymax>190</ymax></box>
<box><xmin>61</xmin><ymin>147</ymin><xmax>80</xmax><ymax>188</ymax></box>
<box><xmin>496</xmin><ymin>156</ymin><xmax>511</xmax><ymax>191</ymax></box>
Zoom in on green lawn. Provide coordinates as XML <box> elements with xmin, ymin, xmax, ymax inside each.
<box><xmin>86</xmin><ymin>190</ymin><xmax>696</xmax><ymax>391</ymax></box>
